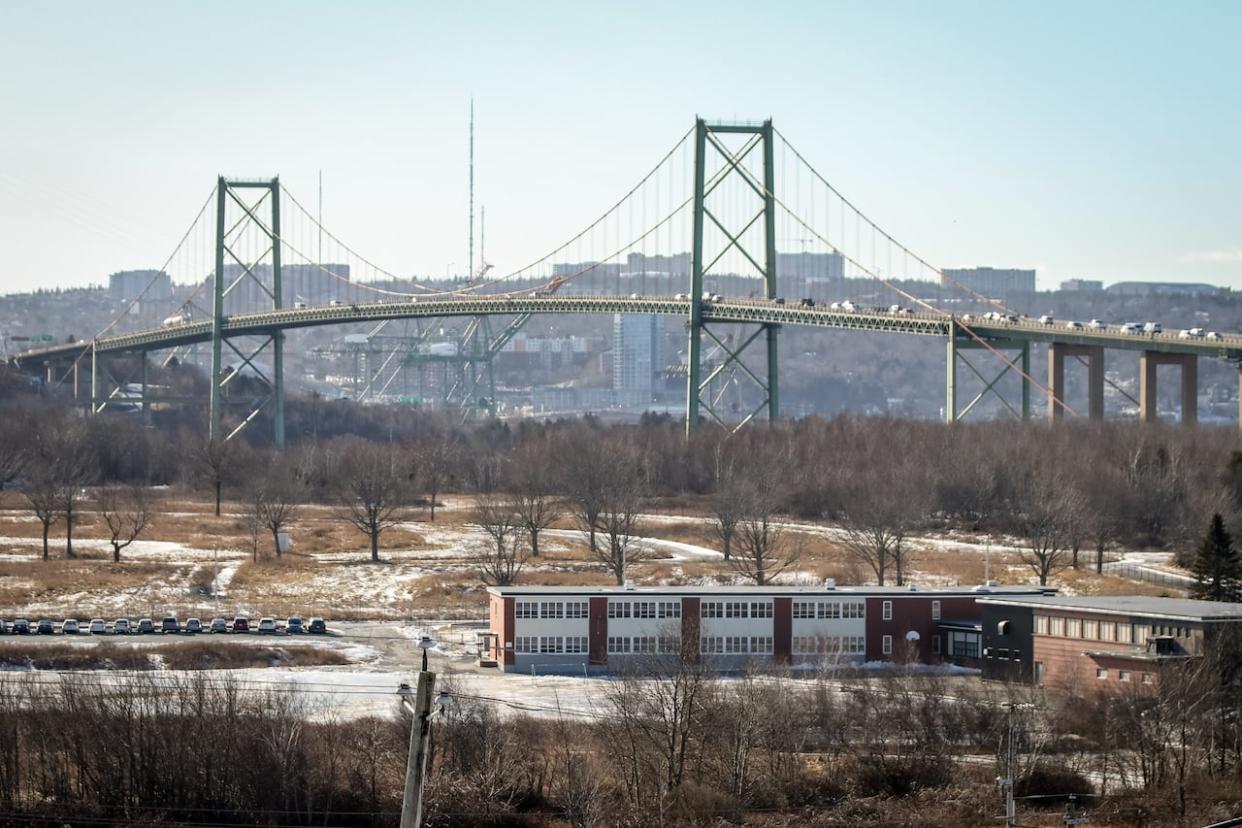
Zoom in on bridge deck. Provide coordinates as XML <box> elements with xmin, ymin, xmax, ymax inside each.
<box><xmin>13</xmin><ymin>296</ymin><xmax>1242</xmax><ymax>363</ymax></box>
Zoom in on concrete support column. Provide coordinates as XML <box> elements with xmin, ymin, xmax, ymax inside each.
<box><xmin>1048</xmin><ymin>343</ymin><xmax>1105</xmax><ymax>421</ymax></box>
<box><xmin>945</xmin><ymin>335</ymin><xmax>957</xmax><ymax>423</ymax></box>
<box><xmin>1140</xmin><ymin>351</ymin><xmax>1198</xmax><ymax>425</ymax></box>
<box><xmin>1182</xmin><ymin>355</ymin><xmax>1198</xmax><ymax>426</ymax></box>
<box><xmin>1048</xmin><ymin>343</ymin><xmax>1066</xmax><ymax>421</ymax></box>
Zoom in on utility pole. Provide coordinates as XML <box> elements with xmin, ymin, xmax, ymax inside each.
<box><xmin>999</xmin><ymin>701</ymin><xmax>1020</xmax><ymax>828</ymax></box>
<box><xmin>399</xmin><ymin>669</ymin><xmax>436</xmax><ymax>828</ymax></box>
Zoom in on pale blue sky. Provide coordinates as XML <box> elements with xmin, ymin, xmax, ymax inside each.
<box><xmin>2</xmin><ymin>1</ymin><xmax>1240</xmax><ymax>292</ymax></box>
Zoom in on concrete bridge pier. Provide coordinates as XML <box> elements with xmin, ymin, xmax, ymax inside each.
<box><xmin>1140</xmin><ymin>351</ymin><xmax>1196</xmax><ymax>425</ymax></box>
<box><xmin>1048</xmin><ymin>343</ymin><xmax>1104</xmax><ymax>421</ymax></box>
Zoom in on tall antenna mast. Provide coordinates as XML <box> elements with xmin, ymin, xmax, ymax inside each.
<box><xmin>318</xmin><ymin>169</ymin><xmax>323</xmax><ymax>264</ymax></box>
<box><xmin>468</xmin><ymin>98</ymin><xmax>475</xmax><ymax>280</ymax></box>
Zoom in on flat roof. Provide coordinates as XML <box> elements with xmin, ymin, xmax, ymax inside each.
<box><xmin>488</xmin><ymin>585</ymin><xmax>1055</xmax><ymax>598</ymax></box>
<box><xmin>977</xmin><ymin>594</ymin><xmax>1242</xmax><ymax>622</ymax></box>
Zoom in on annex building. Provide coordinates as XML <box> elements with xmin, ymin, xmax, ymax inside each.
<box><xmin>484</xmin><ymin>583</ymin><xmax>1054</xmax><ymax>673</ymax></box>
<box><xmin>977</xmin><ymin>594</ymin><xmax>1242</xmax><ymax>688</ymax></box>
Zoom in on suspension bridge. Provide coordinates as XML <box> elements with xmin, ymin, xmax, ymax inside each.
<box><xmin>13</xmin><ymin>118</ymin><xmax>1242</xmax><ymax>444</ymax></box>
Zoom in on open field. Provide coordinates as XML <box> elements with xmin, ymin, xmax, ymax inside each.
<box><xmin>0</xmin><ymin>488</ymin><xmax>1189</xmax><ymax>626</ymax></box>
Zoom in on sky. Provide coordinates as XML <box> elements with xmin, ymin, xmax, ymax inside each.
<box><xmin>1</xmin><ymin>1</ymin><xmax>1240</xmax><ymax>293</ymax></box>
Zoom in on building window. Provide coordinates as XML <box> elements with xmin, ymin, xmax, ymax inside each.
<box><xmin>1096</xmin><ymin>668</ymin><xmax>1107</xmax><ymax>680</ymax></box>
<box><xmin>818</xmin><ymin>601</ymin><xmax>841</xmax><ymax>619</ymax></box>
<box><xmin>540</xmin><ymin>602</ymin><xmax>564</xmax><ymax>619</ymax></box>
<box><xmin>1049</xmin><ymin>617</ymin><xmax>1064</xmax><ymax>636</ymax></box>
<box><xmin>658</xmin><ymin>601</ymin><xmax>681</xmax><ymax>619</ymax></box>
<box><xmin>1083</xmin><ymin>620</ymin><xmax>1098</xmax><ymax>640</ymax></box>
<box><xmin>750</xmin><ymin>601</ymin><xmax>773</xmax><ymax>618</ymax></box>
<box><xmin>701</xmin><ymin>601</ymin><xmax>723</xmax><ymax>618</ymax></box>
<box><xmin>1034</xmin><ymin>614</ymin><xmax>1048</xmax><ymax>635</ymax></box>
<box><xmin>1067</xmin><ymin>618</ymin><xmax>1082</xmax><ymax>638</ymax></box>
<box><xmin>515</xmin><ymin>636</ymin><xmax>537</xmax><ymax>654</ymax></box>
<box><xmin>657</xmin><ymin>636</ymin><xmax>681</xmax><ymax>654</ymax></box>
<box><xmin>725</xmin><ymin>601</ymin><xmax>749</xmax><ymax>619</ymax></box>
<box><xmin>931</xmin><ymin>600</ymin><xmax>941</xmax><ymax>621</ymax></box>
<box><xmin>882</xmin><ymin>601</ymin><xmax>893</xmax><ymax>621</ymax></box>
<box><xmin>565</xmin><ymin>636</ymin><xmax>588</xmax><ymax>654</ymax></box>
<box><xmin>515</xmin><ymin>602</ymin><xmax>538</xmax><ymax>619</ymax></box>
<box><xmin>1100</xmin><ymin>621</ymin><xmax>1115</xmax><ymax>641</ymax></box>
<box><xmin>607</xmin><ymin>636</ymin><xmax>631</xmax><ymax>654</ymax></box>
<box><xmin>634</xmin><ymin>601</ymin><xmax>657</xmax><ymax>619</ymax></box>
<box><xmin>932</xmin><ymin>635</ymin><xmax>941</xmax><ymax>655</ymax></box>
<box><xmin>565</xmin><ymin>601</ymin><xmax>588</xmax><ymax>619</ymax></box>
<box><xmin>633</xmin><ymin>636</ymin><xmax>657</xmax><ymax>654</ymax></box>
<box><xmin>607</xmin><ymin>601</ymin><xmax>631</xmax><ymax>619</ymax></box>
<box><xmin>700</xmin><ymin>636</ymin><xmax>724</xmax><ymax>654</ymax></box>
<box><xmin>1141</xmin><ymin>672</ymin><xmax>1153</xmax><ymax>684</ymax></box>
<box><xmin>793</xmin><ymin>601</ymin><xmax>816</xmax><ymax>619</ymax></box>
<box><xmin>1119</xmin><ymin>670</ymin><xmax>1131</xmax><ymax>682</ymax></box>
<box><xmin>1117</xmin><ymin>624</ymin><xmax>1132</xmax><ymax>644</ymax></box>
<box><xmin>725</xmin><ymin>636</ymin><xmax>749</xmax><ymax>654</ymax></box>
<box><xmin>540</xmin><ymin>636</ymin><xmax>564</xmax><ymax>654</ymax></box>
<box><xmin>882</xmin><ymin>635</ymin><xmax>893</xmax><ymax>655</ymax></box>
<box><xmin>950</xmin><ymin>631</ymin><xmax>981</xmax><ymax>658</ymax></box>
<box><xmin>750</xmin><ymin>636</ymin><xmax>773</xmax><ymax>654</ymax></box>
<box><xmin>843</xmin><ymin>602</ymin><xmax>865</xmax><ymax>619</ymax></box>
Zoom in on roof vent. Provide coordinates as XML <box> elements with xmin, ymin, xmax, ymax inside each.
<box><xmin>823</xmin><ymin>578</ymin><xmax>836</xmax><ymax>590</ymax></box>
<box><xmin>623</xmin><ymin>580</ymin><xmax>636</xmax><ymax>591</ymax></box>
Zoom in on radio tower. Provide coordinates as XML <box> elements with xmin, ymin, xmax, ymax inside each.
<box><xmin>468</xmin><ymin>98</ymin><xmax>474</xmax><ymax>281</ymax></box>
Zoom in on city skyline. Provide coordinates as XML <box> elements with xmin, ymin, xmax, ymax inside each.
<box><xmin>2</xmin><ymin>2</ymin><xmax>1240</xmax><ymax>294</ymax></box>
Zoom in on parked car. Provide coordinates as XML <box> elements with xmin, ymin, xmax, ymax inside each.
<box><xmin>88</xmin><ymin>619</ymin><xmax>107</xmax><ymax>635</ymax></box>
<box><xmin>0</xmin><ymin>619</ymin><xmax>5</xmax><ymax>634</ymax></box>
<box><xmin>61</xmin><ymin>619</ymin><xmax>79</xmax><ymax>634</ymax></box>
<box><xmin>37</xmin><ymin>620</ymin><xmax>55</xmax><ymax>635</ymax></box>
<box><xmin>210</xmin><ymin>618</ymin><xmax>229</xmax><ymax>633</ymax></box>
<box><xmin>161</xmin><ymin>616</ymin><xmax>180</xmax><ymax>634</ymax></box>
<box><xmin>185</xmin><ymin>618</ymin><xmax>203</xmax><ymax>634</ymax></box>
<box><xmin>113</xmin><ymin>618</ymin><xmax>131</xmax><ymax>635</ymax></box>
<box><xmin>12</xmin><ymin>619</ymin><xmax>30</xmax><ymax>635</ymax></box>
<box><xmin>286</xmin><ymin>616</ymin><xmax>304</xmax><ymax>634</ymax></box>
<box><xmin>137</xmin><ymin>618</ymin><xmax>156</xmax><ymax>634</ymax></box>
<box><xmin>257</xmin><ymin>617</ymin><xmax>278</xmax><ymax>634</ymax></box>
<box><xmin>232</xmin><ymin>616</ymin><xmax>250</xmax><ymax>633</ymax></box>
<box><xmin>308</xmin><ymin>618</ymin><xmax>327</xmax><ymax>634</ymax></box>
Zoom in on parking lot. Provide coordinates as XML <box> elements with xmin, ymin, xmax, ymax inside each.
<box><xmin>1</xmin><ymin>614</ymin><xmax>330</xmax><ymax>636</ymax></box>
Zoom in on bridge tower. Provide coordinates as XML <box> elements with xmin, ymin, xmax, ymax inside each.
<box><xmin>686</xmin><ymin>118</ymin><xmax>779</xmax><ymax>434</ymax></box>
<box><xmin>210</xmin><ymin>177</ymin><xmax>286</xmax><ymax>448</ymax></box>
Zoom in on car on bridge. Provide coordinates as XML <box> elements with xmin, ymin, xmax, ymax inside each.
<box><xmin>1065</xmin><ymin>320</ymin><xmax>1083</xmax><ymax>330</ymax></box>
<box><xmin>1121</xmin><ymin>323</ymin><xmax>1142</xmax><ymax>334</ymax></box>
<box><xmin>1088</xmin><ymin>319</ymin><xmax>1106</xmax><ymax>330</ymax></box>
<box><xmin>1180</xmin><ymin>328</ymin><xmax>1206</xmax><ymax>339</ymax></box>
<box><xmin>1143</xmin><ymin>322</ymin><xmax>1162</xmax><ymax>334</ymax></box>
<box><xmin>1206</xmin><ymin>331</ymin><xmax>1222</xmax><ymax>341</ymax></box>
<box><xmin>1039</xmin><ymin>315</ymin><xmax>1054</xmax><ymax>325</ymax></box>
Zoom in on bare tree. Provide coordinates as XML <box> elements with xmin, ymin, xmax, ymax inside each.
<box><xmin>730</xmin><ymin>491</ymin><xmax>799</xmax><ymax>586</ymax></box>
<box><xmin>23</xmin><ymin>466</ymin><xmax>60</xmax><ymax>561</ymax></box>
<box><xmin>471</xmin><ymin>494</ymin><xmax>527</xmax><ymax>585</ymax></box>
<box><xmin>0</xmin><ymin>416</ymin><xmax>27</xmax><ymax>491</ymax></box>
<box><xmin>418</xmin><ymin>440</ymin><xmax>455</xmax><ymax>521</ymax></box>
<box><xmin>247</xmin><ymin>465</ymin><xmax>299</xmax><ymax>558</ymax></box>
<box><xmin>336</xmin><ymin>441</ymin><xmax>409</xmax><ymax>562</ymax></box>
<box><xmin>592</xmin><ymin>440</ymin><xmax>650</xmax><ymax>585</ymax></box>
<box><xmin>839</xmin><ymin>470</ymin><xmax>927</xmax><ymax>587</ymax></box>
<box><xmin>96</xmin><ymin>486</ymin><xmax>151</xmax><ymax>563</ymax></box>
<box><xmin>510</xmin><ymin>441</ymin><xmax>562</xmax><ymax>558</ymax></box>
<box><xmin>191</xmin><ymin>437</ymin><xmax>235</xmax><ymax>517</ymax></box>
<box><xmin>53</xmin><ymin>427</ymin><xmax>95</xmax><ymax>559</ymax></box>
<box><xmin>1011</xmin><ymin>466</ymin><xmax>1076</xmax><ymax>585</ymax></box>
<box><xmin>559</xmin><ymin>426</ymin><xmax>610</xmax><ymax>555</ymax></box>
<box><xmin>710</xmin><ymin>460</ymin><xmax>745</xmax><ymax>562</ymax></box>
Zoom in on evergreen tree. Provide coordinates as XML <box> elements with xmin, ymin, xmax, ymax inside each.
<box><xmin>1192</xmin><ymin>513</ymin><xmax>1241</xmax><ymax>602</ymax></box>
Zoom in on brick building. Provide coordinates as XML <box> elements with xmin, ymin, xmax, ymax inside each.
<box><xmin>977</xmin><ymin>595</ymin><xmax>1242</xmax><ymax>689</ymax></box>
<box><xmin>484</xmin><ymin>583</ymin><xmax>1053</xmax><ymax>673</ymax></box>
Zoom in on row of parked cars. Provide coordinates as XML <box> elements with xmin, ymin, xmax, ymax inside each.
<box><xmin>0</xmin><ymin>616</ymin><xmax>328</xmax><ymax>636</ymax></box>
